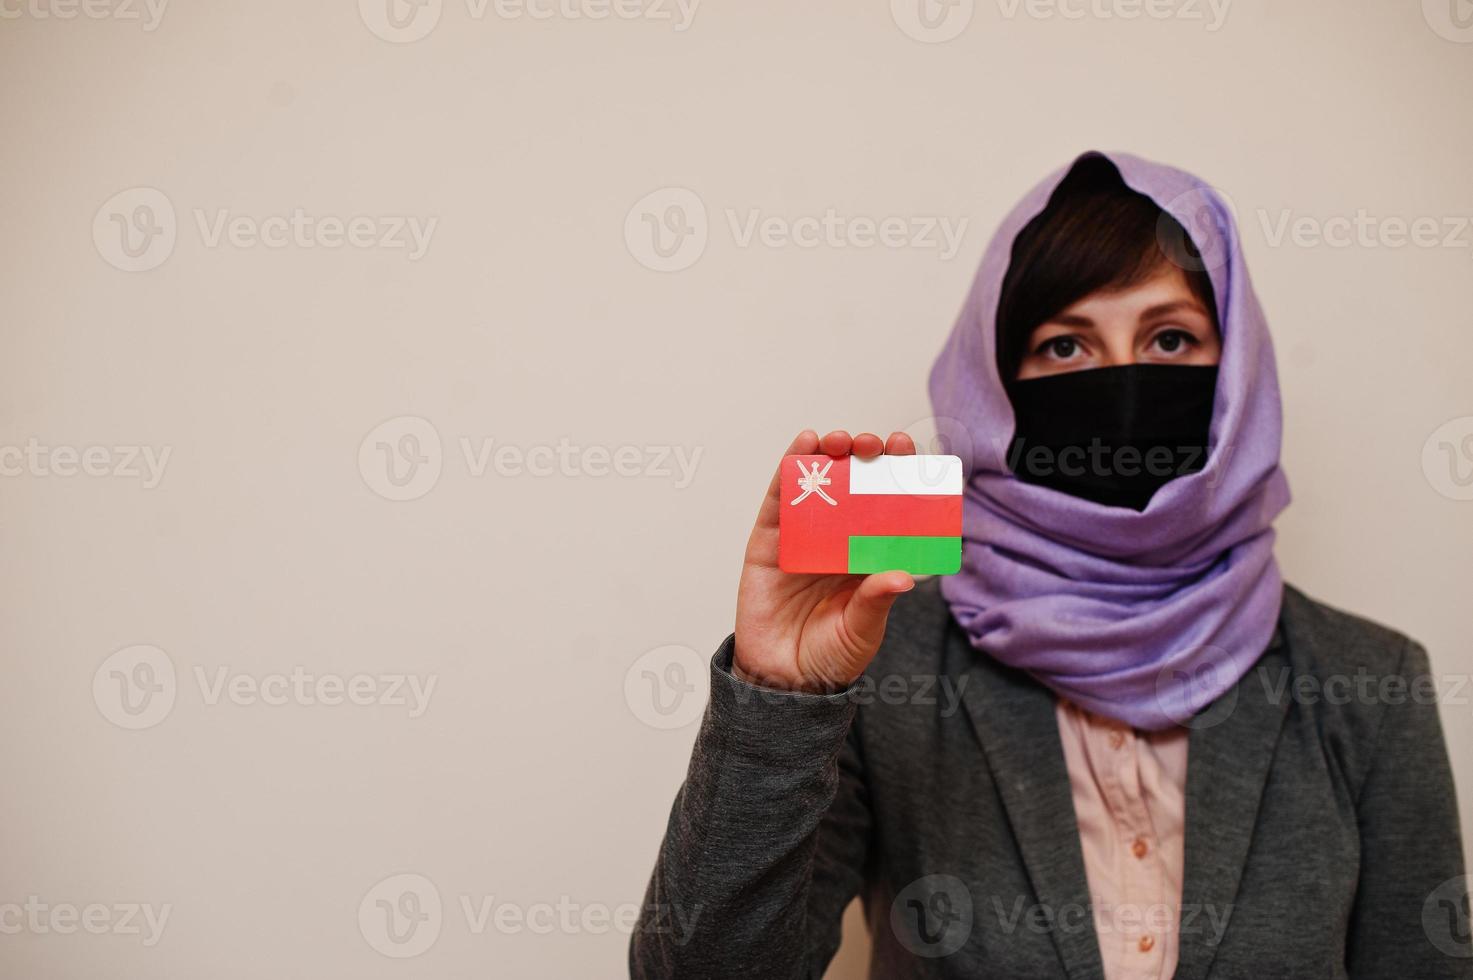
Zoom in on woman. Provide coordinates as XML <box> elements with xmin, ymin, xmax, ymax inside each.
<box><xmin>630</xmin><ymin>152</ymin><xmax>1469</xmax><ymax>979</ymax></box>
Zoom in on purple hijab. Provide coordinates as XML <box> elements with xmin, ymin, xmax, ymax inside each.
<box><xmin>928</xmin><ymin>150</ymin><xmax>1291</xmax><ymax>731</ymax></box>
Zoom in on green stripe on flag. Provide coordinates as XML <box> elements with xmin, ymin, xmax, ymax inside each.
<box><xmin>847</xmin><ymin>536</ymin><xmax>962</xmax><ymax>575</ymax></box>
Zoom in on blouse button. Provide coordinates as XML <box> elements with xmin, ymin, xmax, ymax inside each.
<box><xmin>1139</xmin><ymin>935</ymin><xmax>1156</xmax><ymax>953</ymax></box>
<box><xmin>1131</xmin><ymin>837</ymin><xmax>1150</xmax><ymax>859</ymax></box>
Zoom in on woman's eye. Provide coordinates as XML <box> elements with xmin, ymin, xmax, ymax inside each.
<box><xmin>1042</xmin><ymin>336</ymin><xmax>1081</xmax><ymax>359</ymax></box>
<box><xmin>1152</xmin><ymin>329</ymin><xmax>1196</xmax><ymax>354</ymax></box>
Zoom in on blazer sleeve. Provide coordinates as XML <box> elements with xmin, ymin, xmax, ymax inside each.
<box><xmin>629</xmin><ymin>635</ymin><xmax>872</xmax><ymax>980</ymax></box>
<box><xmin>1346</xmin><ymin>639</ymin><xmax>1473</xmax><ymax>979</ymax></box>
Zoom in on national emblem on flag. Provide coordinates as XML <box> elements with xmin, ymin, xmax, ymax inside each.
<box><xmin>778</xmin><ymin>454</ymin><xmax>964</xmax><ymax>575</ymax></box>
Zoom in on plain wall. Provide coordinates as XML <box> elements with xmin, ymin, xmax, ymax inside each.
<box><xmin>2</xmin><ymin>1</ymin><xmax>1471</xmax><ymax>977</ymax></box>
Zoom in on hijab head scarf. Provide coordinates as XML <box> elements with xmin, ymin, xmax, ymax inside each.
<box><xmin>928</xmin><ymin>150</ymin><xmax>1291</xmax><ymax>731</ymax></box>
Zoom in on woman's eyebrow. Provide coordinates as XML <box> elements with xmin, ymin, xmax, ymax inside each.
<box><xmin>1139</xmin><ymin>299</ymin><xmax>1204</xmax><ymax>320</ymax></box>
<box><xmin>1044</xmin><ymin>313</ymin><xmax>1095</xmax><ymax>327</ymax></box>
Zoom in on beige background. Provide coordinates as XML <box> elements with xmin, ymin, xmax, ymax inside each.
<box><xmin>2</xmin><ymin>1</ymin><xmax>1471</xmax><ymax>977</ymax></box>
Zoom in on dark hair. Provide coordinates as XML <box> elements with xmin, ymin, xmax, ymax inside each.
<box><xmin>995</xmin><ymin>155</ymin><xmax>1218</xmax><ymax>384</ymax></box>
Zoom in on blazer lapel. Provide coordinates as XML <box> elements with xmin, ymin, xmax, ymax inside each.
<box><xmin>1173</xmin><ymin>609</ymin><xmax>1294</xmax><ymax>980</ymax></box>
<box><xmin>959</xmin><ymin>639</ymin><xmax>1107</xmax><ymax>980</ymax></box>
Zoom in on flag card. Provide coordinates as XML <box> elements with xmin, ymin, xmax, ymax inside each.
<box><xmin>778</xmin><ymin>454</ymin><xmax>964</xmax><ymax>575</ymax></box>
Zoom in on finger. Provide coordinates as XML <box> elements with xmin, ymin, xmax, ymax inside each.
<box><xmin>818</xmin><ymin>430</ymin><xmax>853</xmax><ymax>457</ymax></box>
<box><xmin>884</xmin><ymin>431</ymin><xmax>916</xmax><ymax>456</ymax></box>
<box><xmin>756</xmin><ymin>430</ymin><xmax>819</xmax><ymax>529</ymax></box>
<box><xmin>841</xmin><ymin>571</ymin><xmax>915</xmax><ymax>654</ymax></box>
<box><xmin>852</xmin><ymin>432</ymin><xmax>884</xmax><ymax>459</ymax></box>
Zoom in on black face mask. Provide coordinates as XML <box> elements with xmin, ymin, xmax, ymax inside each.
<box><xmin>1006</xmin><ymin>364</ymin><xmax>1218</xmax><ymax>511</ymax></box>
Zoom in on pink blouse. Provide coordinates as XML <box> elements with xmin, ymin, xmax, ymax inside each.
<box><xmin>1056</xmin><ymin>699</ymin><xmax>1190</xmax><ymax>980</ymax></box>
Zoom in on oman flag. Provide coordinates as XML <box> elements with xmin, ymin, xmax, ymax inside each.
<box><xmin>778</xmin><ymin>454</ymin><xmax>964</xmax><ymax>575</ymax></box>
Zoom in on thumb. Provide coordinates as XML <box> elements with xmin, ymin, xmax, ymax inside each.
<box><xmin>841</xmin><ymin>571</ymin><xmax>915</xmax><ymax>657</ymax></box>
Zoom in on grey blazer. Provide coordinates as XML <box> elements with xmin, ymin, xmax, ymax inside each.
<box><xmin>631</xmin><ymin>580</ymin><xmax>1470</xmax><ymax>979</ymax></box>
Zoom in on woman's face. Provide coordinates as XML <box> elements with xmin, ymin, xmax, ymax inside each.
<box><xmin>1014</xmin><ymin>262</ymin><xmax>1222</xmax><ymax>381</ymax></box>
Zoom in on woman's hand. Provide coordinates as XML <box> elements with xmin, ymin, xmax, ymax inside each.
<box><xmin>734</xmin><ymin>429</ymin><xmax>917</xmax><ymax>693</ymax></box>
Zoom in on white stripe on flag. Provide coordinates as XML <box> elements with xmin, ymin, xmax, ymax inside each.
<box><xmin>849</xmin><ymin>455</ymin><xmax>962</xmax><ymax>495</ymax></box>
